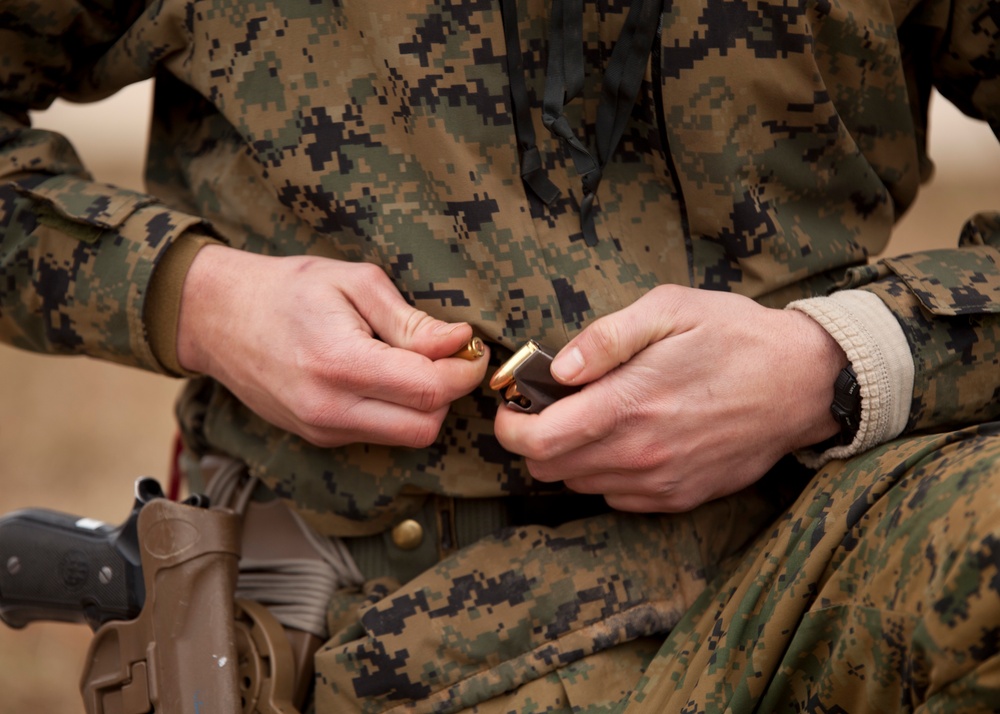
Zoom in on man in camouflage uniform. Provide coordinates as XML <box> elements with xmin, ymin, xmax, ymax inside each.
<box><xmin>2</xmin><ymin>0</ymin><xmax>999</xmax><ymax>710</ymax></box>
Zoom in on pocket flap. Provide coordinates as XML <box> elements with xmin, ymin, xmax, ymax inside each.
<box><xmin>884</xmin><ymin>246</ymin><xmax>1000</xmax><ymax>316</ymax></box>
<box><xmin>15</xmin><ymin>174</ymin><xmax>155</xmax><ymax>242</ymax></box>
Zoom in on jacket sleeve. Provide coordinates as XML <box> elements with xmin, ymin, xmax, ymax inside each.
<box><xmin>0</xmin><ymin>1</ymin><xmax>213</xmax><ymax>375</ymax></box>
<box><xmin>865</xmin><ymin>215</ymin><xmax>1000</xmax><ymax>433</ymax></box>
<box><xmin>789</xmin><ymin>0</ymin><xmax>1000</xmax><ymax>463</ymax></box>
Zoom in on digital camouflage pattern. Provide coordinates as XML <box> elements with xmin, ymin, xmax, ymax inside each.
<box><xmin>311</xmin><ymin>428</ymin><xmax>1000</xmax><ymax>712</ymax></box>
<box><xmin>2</xmin><ymin>0</ymin><xmax>998</xmax><ymax>532</ymax></box>
<box><xmin>316</xmin><ymin>487</ymin><xmax>780</xmax><ymax>712</ymax></box>
<box><xmin>0</xmin><ymin>173</ymin><xmax>206</xmax><ymax>370</ymax></box>
<box><xmin>1</xmin><ymin>0</ymin><xmax>1000</xmax><ymax>710</ymax></box>
<box><xmin>627</xmin><ymin>424</ymin><xmax>1000</xmax><ymax>714</ymax></box>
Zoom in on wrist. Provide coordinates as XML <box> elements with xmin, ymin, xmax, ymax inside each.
<box><xmin>176</xmin><ymin>242</ymin><xmax>235</xmax><ymax>375</ymax></box>
<box><xmin>781</xmin><ymin>309</ymin><xmax>849</xmax><ymax>451</ymax></box>
<box><xmin>786</xmin><ymin>290</ymin><xmax>915</xmax><ymax>467</ymax></box>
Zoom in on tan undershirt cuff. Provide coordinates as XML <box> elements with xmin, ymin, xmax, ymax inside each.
<box><xmin>145</xmin><ymin>232</ymin><xmax>223</xmax><ymax>377</ymax></box>
<box><xmin>786</xmin><ymin>290</ymin><xmax>915</xmax><ymax>468</ymax></box>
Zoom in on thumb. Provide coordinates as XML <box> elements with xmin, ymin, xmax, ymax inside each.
<box><xmin>352</xmin><ymin>270</ymin><xmax>471</xmax><ymax>359</ymax></box>
<box><xmin>550</xmin><ymin>293</ymin><xmax>676</xmax><ymax>385</ymax></box>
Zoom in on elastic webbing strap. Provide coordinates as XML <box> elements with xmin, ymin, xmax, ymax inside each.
<box><xmin>203</xmin><ymin>459</ymin><xmax>364</xmax><ymax>638</ymax></box>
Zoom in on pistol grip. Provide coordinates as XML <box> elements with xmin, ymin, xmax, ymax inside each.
<box><xmin>0</xmin><ymin>510</ymin><xmax>141</xmax><ymax>629</ymax></box>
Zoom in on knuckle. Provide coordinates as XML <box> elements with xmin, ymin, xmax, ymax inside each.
<box><xmin>604</xmin><ymin>494</ymin><xmax>641</xmax><ymax>512</ymax></box>
<box><xmin>520</xmin><ymin>430</ymin><xmax>561</xmax><ymax>461</ymax></box>
<box><xmin>565</xmin><ymin>475</ymin><xmax>609</xmax><ymax>494</ymax></box>
<box><xmin>301</xmin><ymin>427</ymin><xmax>341</xmax><ymax>449</ymax></box>
<box><xmin>295</xmin><ymin>394</ymin><xmax>337</xmax><ymax>431</ymax></box>
<box><xmin>613</xmin><ymin>389</ymin><xmax>651</xmax><ymax>434</ymax></box>
<box><xmin>392</xmin><ymin>370</ymin><xmax>446</xmax><ymax>412</ymax></box>
<box><xmin>588</xmin><ymin>319</ymin><xmax>622</xmax><ymax>359</ymax></box>
<box><xmin>651</xmin><ymin>480</ymin><xmax>701</xmax><ymax>512</ymax></box>
<box><xmin>301</xmin><ymin>339</ymin><xmax>361</xmax><ymax>384</ymax></box>
<box><xmin>401</xmin><ymin>417</ymin><xmax>442</xmax><ymax>448</ymax></box>
<box><xmin>525</xmin><ymin>458</ymin><xmax>561</xmax><ymax>483</ymax></box>
<box><xmin>649</xmin><ymin>283</ymin><xmax>681</xmax><ymax>305</ymax></box>
<box><xmin>354</xmin><ymin>261</ymin><xmax>386</xmax><ymax>284</ymax></box>
<box><xmin>649</xmin><ymin>284</ymin><xmax>686</xmax><ymax>322</ymax></box>
<box><xmin>417</xmin><ymin>383</ymin><xmax>445</xmax><ymax>413</ymax></box>
<box><xmin>401</xmin><ymin>308</ymin><xmax>431</xmax><ymax>340</ymax></box>
<box><xmin>665</xmin><ymin>492</ymin><xmax>702</xmax><ymax>513</ymax></box>
<box><xmin>292</xmin><ymin>400</ymin><xmax>347</xmax><ymax>448</ymax></box>
<box><xmin>629</xmin><ymin>446</ymin><xmax>666</xmax><ymax>473</ymax></box>
<box><xmin>301</xmin><ymin>351</ymin><xmax>341</xmax><ymax>386</ymax></box>
<box><xmin>570</xmin><ymin>403</ymin><xmax>615</xmax><ymax>443</ymax></box>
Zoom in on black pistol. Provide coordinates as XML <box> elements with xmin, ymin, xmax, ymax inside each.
<box><xmin>0</xmin><ymin>477</ymin><xmax>183</xmax><ymax>630</ymax></box>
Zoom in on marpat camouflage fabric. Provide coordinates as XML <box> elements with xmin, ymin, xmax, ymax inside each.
<box><xmin>314</xmin><ymin>431</ymin><xmax>1000</xmax><ymax>712</ymax></box>
<box><xmin>2</xmin><ymin>0</ymin><xmax>1000</xmax><ymax>710</ymax></box>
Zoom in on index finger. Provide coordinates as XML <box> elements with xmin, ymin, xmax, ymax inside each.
<box><xmin>493</xmin><ymin>384</ymin><xmax>615</xmax><ymax>462</ymax></box>
<box><xmin>350</xmin><ymin>338</ymin><xmax>490</xmax><ymax>412</ymax></box>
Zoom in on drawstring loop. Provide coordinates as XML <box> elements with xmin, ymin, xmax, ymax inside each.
<box><xmin>500</xmin><ymin>0</ymin><xmax>665</xmax><ymax>246</ymax></box>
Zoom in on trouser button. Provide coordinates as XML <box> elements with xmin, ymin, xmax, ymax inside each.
<box><xmin>391</xmin><ymin>519</ymin><xmax>424</xmax><ymax>551</ymax></box>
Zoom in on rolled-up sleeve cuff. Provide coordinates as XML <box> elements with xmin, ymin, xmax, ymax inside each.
<box><xmin>786</xmin><ymin>290</ymin><xmax>915</xmax><ymax>468</ymax></box>
<box><xmin>144</xmin><ymin>232</ymin><xmax>223</xmax><ymax>377</ymax></box>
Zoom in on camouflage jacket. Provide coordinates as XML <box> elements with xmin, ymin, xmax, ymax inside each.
<box><xmin>1</xmin><ymin>0</ymin><xmax>998</xmax><ymax>535</ymax></box>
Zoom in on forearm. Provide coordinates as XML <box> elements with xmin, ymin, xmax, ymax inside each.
<box><xmin>787</xmin><ymin>290</ymin><xmax>915</xmax><ymax>466</ymax></box>
<box><xmin>0</xmin><ymin>172</ymin><xmax>214</xmax><ymax>373</ymax></box>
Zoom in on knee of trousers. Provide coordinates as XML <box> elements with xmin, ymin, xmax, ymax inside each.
<box><xmin>312</xmin><ymin>493</ymin><xmax>777</xmax><ymax>713</ymax></box>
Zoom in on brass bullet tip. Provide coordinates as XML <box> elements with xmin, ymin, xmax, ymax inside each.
<box><xmin>488</xmin><ymin>340</ymin><xmax>540</xmax><ymax>391</ymax></box>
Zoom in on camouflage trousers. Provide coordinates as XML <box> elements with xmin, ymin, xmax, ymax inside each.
<box><xmin>314</xmin><ymin>422</ymin><xmax>1000</xmax><ymax>713</ymax></box>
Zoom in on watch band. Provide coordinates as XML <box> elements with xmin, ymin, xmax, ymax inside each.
<box><xmin>830</xmin><ymin>365</ymin><xmax>862</xmax><ymax>445</ymax></box>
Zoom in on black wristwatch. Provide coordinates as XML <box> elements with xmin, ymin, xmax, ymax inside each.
<box><xmin>830</xmin><ymin>365</ymin><xmax>862</xmax><ymax>445</ymax></box>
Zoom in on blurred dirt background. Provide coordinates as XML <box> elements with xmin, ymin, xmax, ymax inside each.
<box><xmin>1</xmin><ymin>80</ymin><xmax>998</xmax><ymax>712</ymax></box>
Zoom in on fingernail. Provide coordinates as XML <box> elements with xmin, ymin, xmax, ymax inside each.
<box><xmin>551</xmin><ymin>346</ymin><xmax>585</xmax><ymax>383</ymax></box>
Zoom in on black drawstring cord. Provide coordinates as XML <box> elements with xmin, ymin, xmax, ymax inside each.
<box><xmin>502</xmin><ymin>0</ymin><xmax>665</xmax><ymax>246</ymax></box>
<box><xmin>542</xmin><ymin>0</ymin><xmax>602</xmax><ymax>245</ymax></box>
<box><xmin>500</xmin><ymin>0</ymin><xmax>561</xmax><ymax>206</ymax></box>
